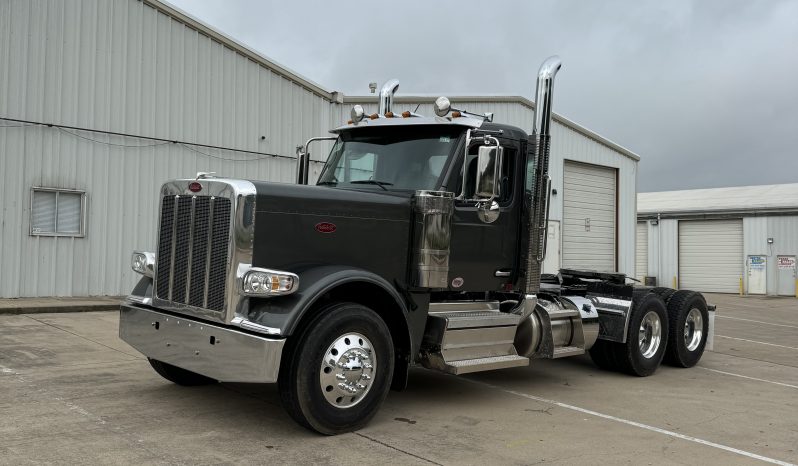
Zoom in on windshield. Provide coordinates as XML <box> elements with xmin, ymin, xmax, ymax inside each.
<box><xmin>317</xmin><ymin>126</ymin><xmax>464</xmax><ymax>191</ymax></box>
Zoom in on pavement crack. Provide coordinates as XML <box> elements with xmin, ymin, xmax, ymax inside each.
<box><xmin>24</xmin><ymin>315</ymin><xmax>140</xmax><ymax>358</ymax></box>
<box><xmin>354</xmin><ymin>432</ymin><xmax>442</xmax><ymax>465</ymax></box>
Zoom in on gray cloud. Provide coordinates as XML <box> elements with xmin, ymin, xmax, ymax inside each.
<box><xmin>169</xmin><ymin>0</ymin><xmax>798</xmax><ymax>191</ymax></box>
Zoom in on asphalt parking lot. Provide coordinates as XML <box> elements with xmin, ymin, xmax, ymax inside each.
<box><xmin>1</xmin><ymin>293</ymin><xmax>796</xmax><ymax>465</ymax></box>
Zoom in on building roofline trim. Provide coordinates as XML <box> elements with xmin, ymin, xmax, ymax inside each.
<box><xmin>343</xmin><ymin>95</ymin><xmax>641</xmax><ymax>162</ymax></box>
<box><xmin>144</xmin><ymin>0</ymin><xmax>334</xmax><ymax>100</ymax></box>
<box><xmin>638</xmin><ymin>207</ymin><xmax>798</xmax><ymax>219</ymax></box>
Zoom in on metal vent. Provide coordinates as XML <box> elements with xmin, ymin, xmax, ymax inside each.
<box><xmin>155</xmin><ymin>195</ymin><xmax>231</xmax><ymax>312</ymax></box>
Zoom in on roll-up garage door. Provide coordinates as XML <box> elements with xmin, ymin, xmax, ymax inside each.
<box><xmin>636</xmin><ymin>222</ymin><xmax>648</xmax><ymax>281</ymax></box>
<box><xmin>679</xmin><ymin>219</ymin><xmax>743</xmax><ymax>293</ymax></box>
<box><xmin>562</xmin><ymin>161</ymin><xmax>617</xmax><ymax>272</ymax></box>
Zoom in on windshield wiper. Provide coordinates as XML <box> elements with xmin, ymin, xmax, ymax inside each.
<box><xmin>349</xmin><ymin>180</ymin><xmax>393</xmax><ymax>191</ymax></box>
<box><xmin>317</xmin><ymin>180</ymin><xmax>338</xmax><ymax>186</ymax></box>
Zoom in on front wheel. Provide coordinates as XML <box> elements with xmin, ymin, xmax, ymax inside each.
<box><xmin>278</xmin><ymin>302</ymin><xmax>394</xmax><ymax>435</ymax></box>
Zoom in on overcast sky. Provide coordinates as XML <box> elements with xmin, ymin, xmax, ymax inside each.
<box><xmin>169</xmin><ymin>0</ymin><xmax>797</xmax><ymax>192</ymax></box>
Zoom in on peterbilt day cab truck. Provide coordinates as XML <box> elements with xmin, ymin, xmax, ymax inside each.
<box><xmin>120</xmin><ymin>57</ymin><xmax>713</xmax><ymax>435</ymax></box>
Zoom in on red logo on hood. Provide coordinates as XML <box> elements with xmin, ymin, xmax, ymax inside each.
<box><xmin>315</xmin><ymin>222</ymin><xmax>337</xmax><ymax>234</ymax></box>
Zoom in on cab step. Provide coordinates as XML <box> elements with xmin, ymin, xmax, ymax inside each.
<box><xmin>421</xmin><ymin>301</ymin><xmax>526</xmax><ymax>375</ymax></box>
<box><xmin>436</xmin><ymin>354</ymin><xmax>529</xmax><ymax>375</ymax></box>
<box><xmin>552</xmin><ymin>345</ymin><xmax>585</xmax><ymax>358</ymax></box>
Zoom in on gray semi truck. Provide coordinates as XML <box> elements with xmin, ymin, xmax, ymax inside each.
<box><xmin>120</xmin><ymin>57</ymin><xmax>713</xmax><ymax>435</ymax></box>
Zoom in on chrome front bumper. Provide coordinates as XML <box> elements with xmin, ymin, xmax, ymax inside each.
<box><xmin>119</xmin><ymin>304</ymin><xmax>285</xmax><ymax>383</ymax></box>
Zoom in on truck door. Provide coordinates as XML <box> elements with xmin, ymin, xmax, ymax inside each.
<box><xmin>446</xmin><ymin>145</ymin><xmax>521</xmax><ymax>292</ymax></box>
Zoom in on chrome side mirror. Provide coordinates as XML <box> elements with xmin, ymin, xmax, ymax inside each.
<box><xmin>475</xmin><ymin>145</ymin><xmax>503</xmax><ymax>199</ymax></box>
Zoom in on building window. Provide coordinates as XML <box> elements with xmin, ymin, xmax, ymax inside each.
<box><xmin>30</xmin><ymin>188</ymin><xmax>86</xmax><ymax>237</ymax></box>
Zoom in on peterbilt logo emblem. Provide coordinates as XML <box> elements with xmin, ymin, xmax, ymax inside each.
<box><xmin>315</xmin><ymin>222</ymin><xmax>337</xmax><ymax>233</ymax></box>
<box><xmin>188</xmin><ymin>182</ymin><xmax>202</xmax><ymax>193</ymax></box>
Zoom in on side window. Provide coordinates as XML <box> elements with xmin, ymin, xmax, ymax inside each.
<box><xmin>525</xmin><ymin>151</ymin><xmax>537</xmax><ymax>193</ymax></box>
<box><xmin>30</xmin><ymin>188</ymin><xmax>86</xmax><ymax>237</ymax></box>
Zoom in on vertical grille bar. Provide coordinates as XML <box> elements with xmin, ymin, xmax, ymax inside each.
<box><xmin>207</xmin><ymin>199</ymin><xmax>231</xmax><ymax>311</ymax></box>
<box><xmin>155</xmin><ymin>197</ymin><xmax>175</xmax><ymax>299</ymax></box>
<box><xmin>184</xmin><ymin>196</ymin><xmax>197</xmax><ymax>302</ymax></box>
<box><xmin>189</xmin><ymin>197</ymin><xmax>210</xmax><ymax>307</ymax></box>
<box><xmin>170</xmin><ymin>197</ymin><xmax>193</xmax><ymax>303</ymax></box>
<box><xmin>202</xmin><ymin>197</ymin><xmax>215</xmax><ymax>308</ymax></box>
<box><xmin>167</xmin><ymin>196</ymin><xmax>180</xmax><ymax>300</ymax></box>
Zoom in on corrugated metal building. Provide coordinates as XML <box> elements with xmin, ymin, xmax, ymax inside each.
<box><xmin>637</xmin><ymin>184</ymin><xmax>798</xmax><ymax>296</ymax></box>
<box><xmin>0</xmin><ymin>0</ymin><xmax>639</xmax><ymax>298</ymax></box>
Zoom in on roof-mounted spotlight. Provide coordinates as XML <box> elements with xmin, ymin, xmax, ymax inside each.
<box><xmin>350</xmin><ymin>104</ymin><xmax>366</xmax><ymax>125</ymax></box>
<box><xmin>434</xmin><ymin>96</ymin><xmax>493</xmax><ymax>122</ymax></box>
<box><xmin>434</xmin><ymin>96</ymin><xmax>451</xmax><ymax>117</ymax></box>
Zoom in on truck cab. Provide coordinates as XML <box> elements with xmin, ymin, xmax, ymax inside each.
<box><xmin>120</xmin><ymin>57</ymin><xmax>713</xmax><ymax>435</ymax></box>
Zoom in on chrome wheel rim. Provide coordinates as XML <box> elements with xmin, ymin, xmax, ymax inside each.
<box><xmin>684</xmin><ymin>308</ymin><xmax>703</xmax><ymax>352</ymax></box>
<box><xmin>638</xmin><ymin>311</ymin><xmax>662</xmax><ymax>359</ymax></box>
<box><xmin>319</xmin><ymin>332</ymin><xmax>375</xmax><ymax>408</ymax></box>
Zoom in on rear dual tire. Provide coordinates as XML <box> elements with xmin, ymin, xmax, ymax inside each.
<box><xmin>589</xmin><ymin>291</ymin><xmax>669</xmax><ymax>376</ymax></box>
<box><xmin>662</xmin><ymin>291</ymin><xmax>709</xmax><ymax>368</ymax></box>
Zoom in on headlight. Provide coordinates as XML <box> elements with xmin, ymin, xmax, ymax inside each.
<box><xmin>241</xmin><ymin>267</ymin><xmax>299</xmax><ymax>296</ymax></box>
<box><xmin>131</xmin><ymin>251</ymin><xmax>155</xmax><ymax>278</ymax></box>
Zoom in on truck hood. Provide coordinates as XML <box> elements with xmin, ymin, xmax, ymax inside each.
<box><xmin>250</xmin><ymin>181</ymin><xmax>412</xmax><ymax>280</ymax></box>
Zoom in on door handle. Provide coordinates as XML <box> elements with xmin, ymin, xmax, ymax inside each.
<box><xmin>494</xmin><ymin>269</ymin><xmax>512</xmax><ymax>278</ymax></box>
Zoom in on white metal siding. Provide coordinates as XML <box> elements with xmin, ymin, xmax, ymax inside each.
<box><xmin>562</xmin><ymin>161</ymin><xmax>616</xmax><ymax>272</ymax></box>
<box><xmin>0</xmin><ymin>0</ymin><xmax>330</xmax><ymax>298</ymax></box>
<box><xmin>0</xmin><ymin>0</ymin><xmax>640</xmax><ymax>298</ymax></box>
<box><xmin>636</xmin><ymin>222</ymin><xmax>648</xmax><ymax>281</ymax></box>
<box><xmin>679</xmin><ymin>220</ymin><xmax>743</xmax><ymax>293</ymax></box>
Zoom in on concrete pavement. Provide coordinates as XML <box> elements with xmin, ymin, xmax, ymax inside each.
<box><xmin>1</xmin><ymin>294</ymin><xmax>796</xmax><ymax>465</ymax></box>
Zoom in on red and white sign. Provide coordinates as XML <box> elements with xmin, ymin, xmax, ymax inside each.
<box><xmin>777</xmin><ymin>256</ymin><xmax>796</xmax><ymax>270</ymax></box>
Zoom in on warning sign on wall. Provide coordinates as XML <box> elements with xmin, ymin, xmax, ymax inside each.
<box><xmin>749</xmin><ymin>255</ymin><xmax>766</xmax><ymax>269</ymax></box>
<box><xmin>777</xmin><ymin>256</ymin><xmax>796</xmax><ymax>270</ymax></box>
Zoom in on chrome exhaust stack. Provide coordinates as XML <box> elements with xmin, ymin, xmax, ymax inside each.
<box><xmin>378</xmin><ymin>79</ymin><xmax>400</xmax><ymax>116</ymax></box>
<box><xmin>513</xmin><ymin>56</ymin><xmax>562</xmax><ymax>356</ymax></box>
<box><xmin>522</xmin><ymin>56</ymin><xmax>562</xmax><ymax>296</ymax></box>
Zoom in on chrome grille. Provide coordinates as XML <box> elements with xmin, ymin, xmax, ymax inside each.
<box><xmin>155</xmin><ymin>195</ymin><xmax>232</xmax><ymax>312</ymax></box>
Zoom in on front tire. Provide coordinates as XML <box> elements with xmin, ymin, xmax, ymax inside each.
<box><xmin>662</xmin><ymin>290</ymin><xmax>709</xmax><ymax>368</ymax></box>
<box><xmin>278</xmin><ymin>302</ymin><xmax>394</xmax><ymax>435</ymax></box>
